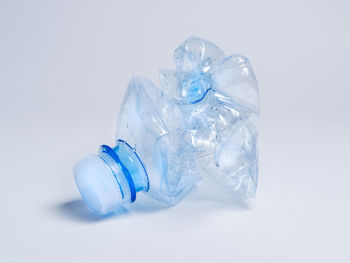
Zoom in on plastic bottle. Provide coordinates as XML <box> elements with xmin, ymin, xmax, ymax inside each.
<box><xmin>73</xmin><ymin>37</ymin><xmax>259</xmax><ymax>216</ymax></box>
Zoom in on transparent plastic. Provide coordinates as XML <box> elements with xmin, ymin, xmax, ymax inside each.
<box><xmin>73</xmin><ymin>37</ymin><xmax>259</xmax><ymax>216</ymax></box>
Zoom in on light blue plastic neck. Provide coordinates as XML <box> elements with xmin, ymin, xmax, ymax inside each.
<box><xmin>98</xmin><ymin>140</ymin><xmax>149</xmax><ymax>203</ymax></box>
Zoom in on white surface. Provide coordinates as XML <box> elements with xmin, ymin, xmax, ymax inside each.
<box><xmin>1</xmin><ymin>0</ymin><xmax>349</xmax><ymax>262</ymax></box>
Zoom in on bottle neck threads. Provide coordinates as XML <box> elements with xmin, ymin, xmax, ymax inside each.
<box><xmin>98</xmin><ymin>140</ymin><xmax>149</xmax><ymax>204</ymax></box>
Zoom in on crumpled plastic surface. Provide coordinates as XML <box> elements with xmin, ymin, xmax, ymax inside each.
<box><xmin>159</xmin><ymin>37</ymin><xmax>259</xmax><ymax>197</ymax></box>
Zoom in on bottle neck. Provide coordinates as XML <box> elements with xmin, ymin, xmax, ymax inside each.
<box><xmin>98</xmin><ymin>140</ymin><xmax>149</xmax><ymax>204</ymax></box>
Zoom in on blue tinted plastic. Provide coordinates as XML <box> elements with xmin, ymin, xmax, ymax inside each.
<box><xmin>73</xmin><ymin>37</ymin><xmax>259</xmax><ymax>216</ymax></box>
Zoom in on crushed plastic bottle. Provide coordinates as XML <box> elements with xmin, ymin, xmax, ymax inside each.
<box><xmin>74</xmin><ymin>77</ymin><xmax>200</xmax><ymax>215</ymax></box>
<box><xmin>73</xmin><ymin>37</ymin><xmax>259</xmax><ymax>216</ymax></box>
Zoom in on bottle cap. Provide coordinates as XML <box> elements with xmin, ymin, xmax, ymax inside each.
<box><xmin>73</xmin><ymin>154</ymin><xmax>123</xmax><ymax>215</ymax></box>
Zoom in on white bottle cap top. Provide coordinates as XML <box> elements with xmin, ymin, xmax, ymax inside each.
<box><xmin>73</xmin><ymin>154</ymin><xmax>123</xmax><ymax>215</ymax></box>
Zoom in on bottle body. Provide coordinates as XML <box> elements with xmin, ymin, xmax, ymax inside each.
<box><xmin>115</xmin><ymin>77</ymin><xmax>200</xmax><ymax>205</ymax></box>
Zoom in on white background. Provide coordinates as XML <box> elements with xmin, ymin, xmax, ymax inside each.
<box><xmin>1</xmin><ymin>0</ymin><xmax>349</xmax><ymax>262</ymax></box>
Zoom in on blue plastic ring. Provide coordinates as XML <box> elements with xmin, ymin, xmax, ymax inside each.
<box><xmin>99</xmin><ymin>144</ymin><xmax>137</xmax><ymax>203</ymax></box>
<box><xmin>117</xmin><ymin>139</ymin><xmax>150</xmax><ymax>191</ymax></box>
